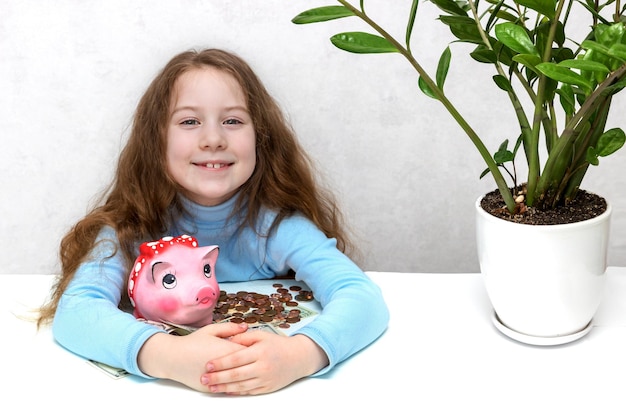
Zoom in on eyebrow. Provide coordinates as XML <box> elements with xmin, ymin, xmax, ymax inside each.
<box><xmin>170</xmin><ymin>105</ymin><xmax>250</xmax><ymax>117</ymax></box>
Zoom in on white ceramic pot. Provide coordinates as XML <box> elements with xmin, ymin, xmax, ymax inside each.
<box><xmin>475</xmin><ymin>195</ymin><xmax>611</xmax><ymax>344</ymax></box>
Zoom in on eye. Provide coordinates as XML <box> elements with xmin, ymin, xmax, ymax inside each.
<box><xmin>181</xmin><ymin>118</ymin><xmax>200</xmax><ymax>126</ymax></box>
<box><xmin>162</xmin><ymin>273</ymin><xmax>177</xmax><ymax>289</ymax></box>
<box><xmin>204</xmin><ymin>264</ymin><xmax>212</xmax><ymax>278</ymax></box>
<box><xmin>223</xmin><ymin>118</ymin><xmax>242</xmax><ymax>125</ymax></box>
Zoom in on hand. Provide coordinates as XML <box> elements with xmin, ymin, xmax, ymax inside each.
<box><xmin>138</xmin><ymin>322</ymin><xmax>248</xmax><ymax>392</ymax></box>
<box><xmin>200</xmin><ymin>332</ymin><xmax>329</xmax><ymax>395</ymax></box>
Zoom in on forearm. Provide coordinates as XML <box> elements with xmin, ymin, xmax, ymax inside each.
<box><xmin>295</xmin><ymin>279</ymin><xmax>389</xmax><ymax>375</ymax></box>
<box><xmin>137</xmin><ymin>333</ymin><xmax>177</xmax><ymax>379</ymax></box>
<box><xmin>290</xmin><ymin>334</ymin><xmax>329</xmax><ymax>377</ymax></box>
<box><xmin>138</xmin><ymin>323</ymin><xmax>249</xmax><ymax>391</ymax></box>
<box><xmin>53</xmin><ymin>290</ymin><xmax>159</xmax><ymax>377</ymax></box>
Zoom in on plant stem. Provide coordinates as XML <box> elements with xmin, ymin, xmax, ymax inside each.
<box><xmin>467</xmin><ymin>0</ymin><xmax>535</xmax><ymax>169</ymax></box>
<box><xmin>335</xmin><ymin>0</ymin><xmax>517</xmax><ymax>211</ymax></box>
<box><xmin>537</xmin><ymin>62</ymin><xmax>626</xmax><ymax>201</ymax></box>
<box><xmin>526</xmin><ymin>0</ymin><xmax>569</xmax><ymax>206</ymax></box>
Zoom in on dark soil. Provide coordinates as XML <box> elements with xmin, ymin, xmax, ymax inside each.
<box><xmin>481</xmin><ymin>188</ymin><xmax>607</xmax><ymax>225</ymax></box>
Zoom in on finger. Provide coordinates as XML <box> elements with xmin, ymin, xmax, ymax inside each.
<box><xmin>212</xmin><ymin>376</ymin><xmax>273</xmax><ymax>396</ymax></box>
<box><xmin>199</xmin><ymin>322</ymin><xmax>248</xmax><ymax>338</ymax></box>
<box><xmin>203</xmin><ymin>367</ymin><xmax>258</xmax><ymax>395</ymax></box>
<box><xmin>229</xmin><ymin>330</ymin><xmax>269</xmax><ymax>346</ymax></box>
<box><xmin>202</xmin><ymin>359</ymin><xmax>249</xmax><ymax>385</ymax></box>
<box><xmin>206</xmin><ymin>345</ymin><xmax>253</xmax><ymax>373</ymax></box>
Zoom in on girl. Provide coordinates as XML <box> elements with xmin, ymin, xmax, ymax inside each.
<box><xmin>37</xmin><ymin>48</ymin><xmax>389</xmax><ymax>395</ymax></box>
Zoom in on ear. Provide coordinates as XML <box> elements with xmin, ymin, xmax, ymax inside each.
<box><xmin>202</xmin><ymin>245</ymin><xmax>219</xmax><ymax>267</ymax></box>
<box><xmin>151</xmin><ymin>261</ymin><xmax>173</xmax><ymax>284</ymax></box>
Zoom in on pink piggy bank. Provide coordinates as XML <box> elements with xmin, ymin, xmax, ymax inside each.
<box><xmin>128</xmin><ymin>235</ymin><xmax>220</xmax><ymax>328</ymax></box>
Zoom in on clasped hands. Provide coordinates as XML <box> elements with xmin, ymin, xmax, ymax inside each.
<box><xmin>201</xmin><ymin>321</ymin><xmax>328</xmax><ymax>395</ymax></box>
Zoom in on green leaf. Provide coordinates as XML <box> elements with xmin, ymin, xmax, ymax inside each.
<box><xmin>406</xmin><ymin>0</ymin><xmax>420</xmax><ymax>48</ymax></box>
<box><xmin>436</xmin><ymin>47</ymin><xmax>452</xmax><ymax>89</ymax></box>
<box><xmin>556</xmin><ymin>84</ymin><xmax>576</xmax><ymax>116</ymax></box>
<box><xmin>330</xmin><ymin>32</ymin><xmax>398</xmax><ymax>54</ymax></box>
<box><xmin>494</xmin><ymin>140</ymin><xmax>514</xmax><ymax>163</ymax></box>
<box><xmin>553</xmin><ymin>21</ymin><xmax>566</xmax><ymax>46</ymax></box>
<box><xmin>544</xmin><ymin>76</ymin><xmax>558</xmax><ymax>101</ymax></box>
<box><xmin>513</xmin><ymin>134</ymin><xmax>523</xmax><ymax>155</ymax></box>
<box><xmin>536</xmin><ymin>62</ymin><xmax>594</xmax><ymax>93</ymax></box>
<box><xmin>470</xmin><ymin>46</ymin><xmax>498</xmax><ymax>63</ymax></box>
<box><xmin>491</xmin><ymin>40</ymin><xmax>515</xmax><ymax>66</ymax></box>
<box><xmin>586</xmin><ymin>147</ymin><xmax>600</xmax><ymax>165</ymax></box>
<box><xmin>581</xmin><ymin>40</ymin><xmax>611</xmax><ymax>56</ymax></box>
<box><xmin>516</xmin><ymin>0</ymin><xmax>556</xmax><ymax>19</ymax></box>
<box><xmin>512</xmin><ymin>53</ymin><xmax>542</xmax><ymax>73</ymax></box>
<box><xmin>596</xmin><ymin>23</ymin><xmax>626</xmax><ymax>47</ymax></box>
<box><xmin>439</xmin><ymin>15</ymin><xmax>483</xmax><ymax>43</ymax></box>
<box><xmin>493</xmin><ymin>74</ymin><xmax>513</xmax><ymax>92</ymax></box>
<box><xmin>494</xmin><ymin>10</ymin><xmax>521</xmax><ymax>23</ymax></box>
<box><xmin>558</xmin><ymin>59</ymin><xmax>610</xmax><ymax>73</ymax></box>
<box><xmin>494</xmin><ymin>149</ymin><xmax>514</xmax><ymax>164</ymax></box>
<box><xmin>485</xmin><ymin>0</ymin><xmax>505</xmax><ymax>32</ymax></box>
<box><xmin>495</xmin><ymin>23</ymin><xmax>539</xmax><ymax>55</ymax></box>
<box><xmin>418</xmin><ymin>76</ymin><xmax>437</xmax><ymax>99</ymax></box>
<box><xmin>608</xmin><ymin>44</ymin><xmax>626</xmax><ymax>61</ymax></box>
<box><xmin>430</xmin><ymin>0</ymin><xmax>468</xmax><ymax>16</ymax></box>
<box><xmin>596</xmin><ymin>128</ymin><xmax>626</xmax><ymax>157</ymax></box>
<box><xmin>552</xmin><ymin>47</ymin><xmax>575</xmax><ymax>63</ymax></box>
<box><xmin>586</xmin><ymin>128</ymin><xmax>626</xmax><ymax>165</ymax></box>
<box><xmin>292</xmin><ymin>6</ymin><xmax>354</xmax><ymax>24</ymax></box>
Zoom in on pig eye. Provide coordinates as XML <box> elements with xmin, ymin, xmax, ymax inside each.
<box><xmin>204</xmin><ymin>264</ymin><xmax>212</xmax><ymax>278</ymax></box>
<box><xmin>162</xmin><ymin>273</ymin><xmax>177</xmax><ymax>289</ymax></box>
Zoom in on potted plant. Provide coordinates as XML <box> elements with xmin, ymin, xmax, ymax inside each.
<box><xmin>291</xmin><ymin>0</ymin><xmax>626</xmax><ymax>343</ymax></box>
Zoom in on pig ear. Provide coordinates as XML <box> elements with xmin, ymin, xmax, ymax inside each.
<box><xmin>202</xmin><ymin>245</ymin><xmax>219</xmax><ymax>266</ymax></box>
<box><xmin>151</xmin><ymin>261</ymin><xmax>173</xmax><ymax>285</ymax></box>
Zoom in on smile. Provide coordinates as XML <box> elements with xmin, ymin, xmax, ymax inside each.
<box><xmin>194</xmin><ymin>162</ymin><xmax>232</xmax><ymax>169</ymax></box>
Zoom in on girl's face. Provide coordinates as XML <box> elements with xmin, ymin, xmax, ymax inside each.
<box><xmin>166</xmin><ymin>66</ymin><xmax>256</xmax><ymax>206</ymax></box>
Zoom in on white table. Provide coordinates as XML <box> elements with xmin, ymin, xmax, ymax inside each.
<box><xmin>4</xmin><ymin>268</ymin><xmax>626</xmax><ymax>416</ymax></box>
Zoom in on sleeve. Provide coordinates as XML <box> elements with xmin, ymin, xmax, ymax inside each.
<box><xmin>52</xmin><ymin>227</ymin><xmax>163</xmax><ymax>378</ymax></box>
<box><xmin>266</xmin><ymin>215</ymin><xmax>390</xmax><ymax>375</ymax></box>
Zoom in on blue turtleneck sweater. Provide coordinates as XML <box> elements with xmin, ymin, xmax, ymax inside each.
<box><xmin>52</xmin><ymin>195</ymin><xmax>389</xmax><ymax>378</ymax></box>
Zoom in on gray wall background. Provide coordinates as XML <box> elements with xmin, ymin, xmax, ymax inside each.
<box><xmin>2</xmin><ymin>0</ymin><xmax>625</xmax><ymax>274</ymax></box>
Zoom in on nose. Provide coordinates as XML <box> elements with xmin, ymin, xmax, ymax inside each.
<box><xmin>199</xmin><ymin>124</ymin><xmax>227</xmax><ymax>150</ymax></box>
<box><xmin>196</xmin><ymin>287</ymin><xmax>217</xmax><ymax>304</ymax></box>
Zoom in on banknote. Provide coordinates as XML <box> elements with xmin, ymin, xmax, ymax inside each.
<box><xmin>246</xmin><ymin>323</ymin><xmax>283</xmax><ymax>335</ymax></box>
<box><xmin>87</xmin><ymin>360</ymin><xmax>129</xmax><ymax>379</ymax></box>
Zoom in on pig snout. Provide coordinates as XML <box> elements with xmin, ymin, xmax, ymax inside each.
<box><xmin>196</xmin><ymin>287</ymin><xmax>217</xmax><ymax>305</ymax></box>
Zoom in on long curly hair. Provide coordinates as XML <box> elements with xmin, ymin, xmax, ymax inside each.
<box><xmin>37</xmin><ymin>48</ymin><xmax>355</xmax><ymax>327</ymax></box>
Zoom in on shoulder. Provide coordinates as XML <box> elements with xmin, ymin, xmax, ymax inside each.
<box><xmin>264</xmin><ymin>212</ymin><xmax>342</xmax><ymax>266</ymax></box>
<box><xmin>266</xmin><ymin>211</ymin><xmax>327</xmax><ymax>242</ymax></box>
<box><xmin>88</xmin><ymin>226</ymin><xmax>122</xmax><ymax>259</ymax></box>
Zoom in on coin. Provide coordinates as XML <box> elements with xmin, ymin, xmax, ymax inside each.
<box><xmin>295</xmin><ymin>292</ymin><xmax>314</xmax><ymax>302</ymax></box>
<box><xmin>213</xmin><ymin>281</ymin><xmax>315</xmax><ymax>328</ymax></box>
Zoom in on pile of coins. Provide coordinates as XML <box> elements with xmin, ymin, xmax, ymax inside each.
<box><xmin>213</xmin><ymin>282</ymin><xmax>315</xmax><ymax>329</ymax></box>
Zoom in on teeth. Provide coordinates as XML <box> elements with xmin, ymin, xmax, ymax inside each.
<box><xmin>205</xmin><ymin>163</ymin><xmax>226</xmax><ymax>168</ymax></box>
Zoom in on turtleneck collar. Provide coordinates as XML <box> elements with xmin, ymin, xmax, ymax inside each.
<box><xmin>176</xmin><ymin>192</ymin><xmax>246</xmax><ymax>226</ymax></box>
